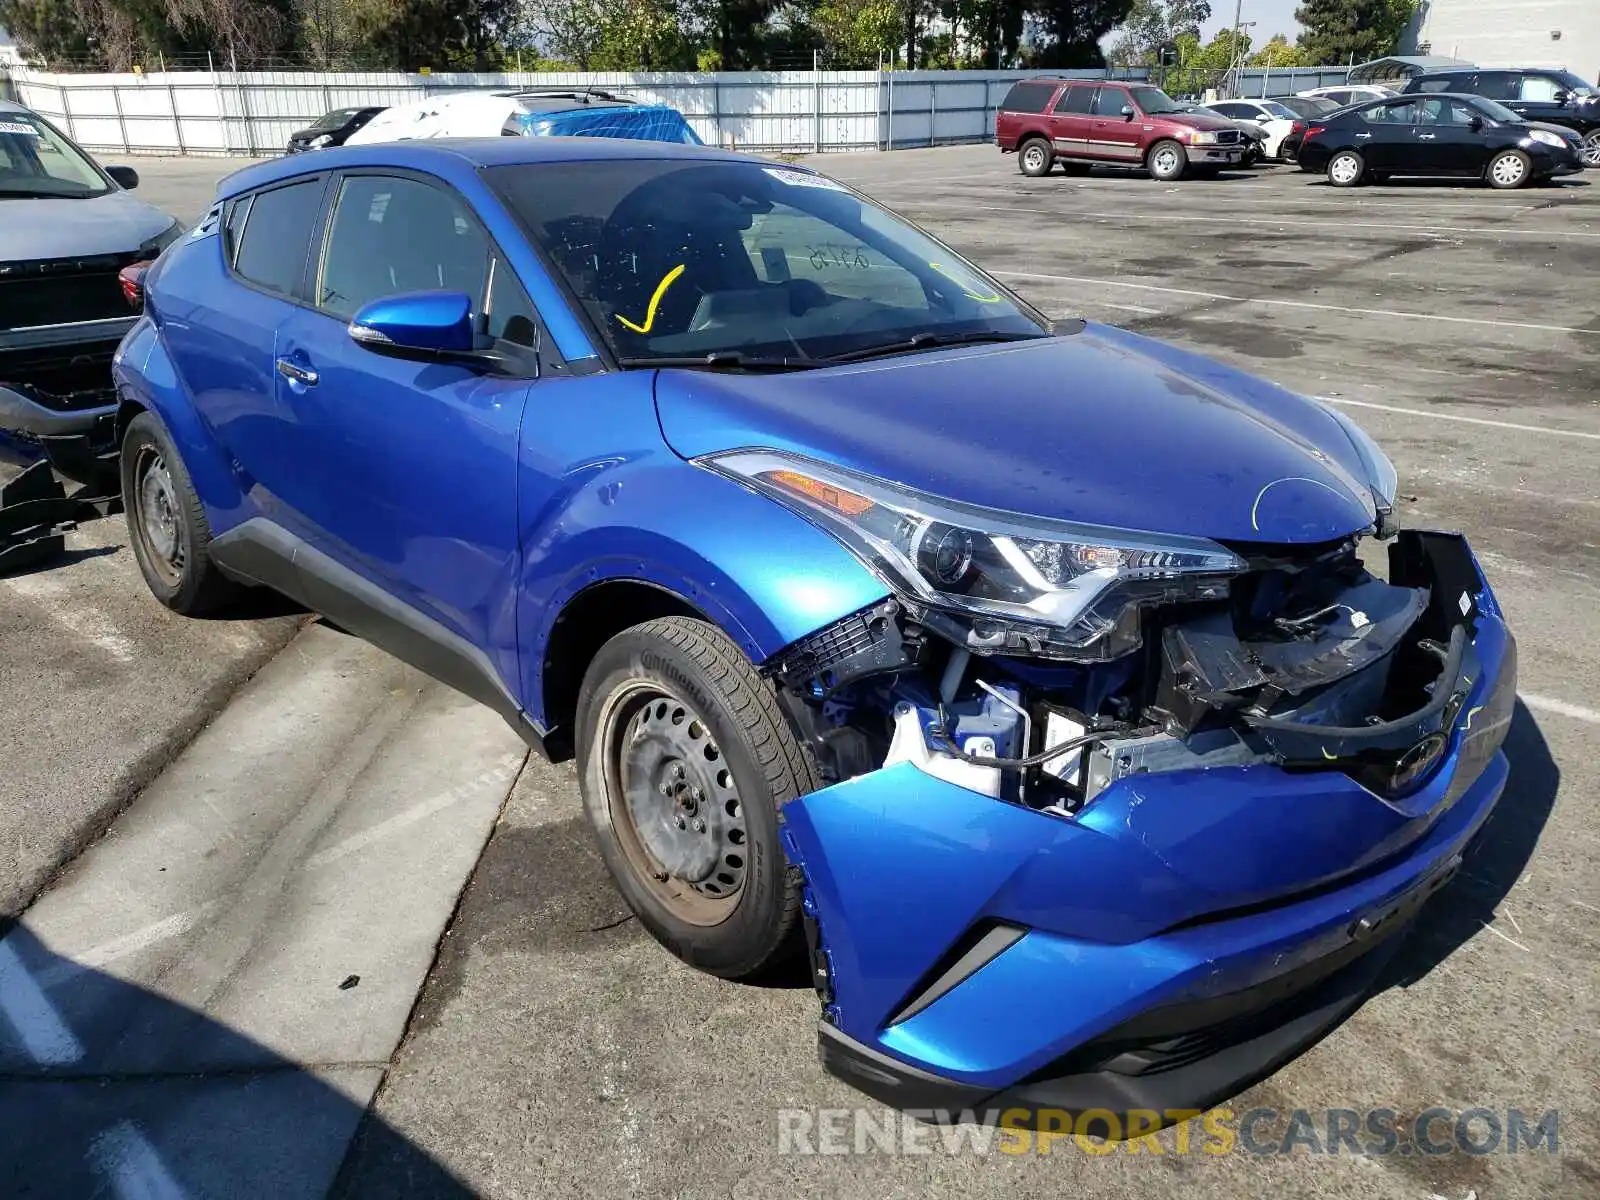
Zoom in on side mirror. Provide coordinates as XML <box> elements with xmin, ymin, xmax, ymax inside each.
<box><xmin>1121</xmin><ymin>105</ymin><xmax>1135</xmax><ymax>119</ymax></box>
<box><xmin>1554</xmin><ymin>90</ymin><xmax>1571</xmax><ymax>105</ymax></box>
<box><xmin>1467</xmin><ymin>115</ymin><xmax>1484</xmax><ymax>131</ymax></box>
<box><xmin>348</xmin><ymin>290</ymin><xmax>520</xmax><ymax>374</ymax></box>
<box><xmin>106</xmin><ymin>165</ymin><xmax>139</xmax><ymax>189</ymax></box>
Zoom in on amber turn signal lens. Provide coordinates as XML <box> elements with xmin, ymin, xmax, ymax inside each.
<box><xmin>761</xmin><ymin>469</ymin><xmax>876</xmax><ymax>516</ymax></box>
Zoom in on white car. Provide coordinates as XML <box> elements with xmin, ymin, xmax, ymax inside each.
<box><xmin>344</xmin><ymin>88</ymin><xmax>699</xmax><ymax>145</ymax></box>
<box><xmin>1202</xmin><ymin>100</ymin><xmax>1300</xmax><ymax>159</ymax></box>
<box><xmin>1295</xmin><ymin>85</ymin><xmax>1397</xmax><ymax>108</ymax></box>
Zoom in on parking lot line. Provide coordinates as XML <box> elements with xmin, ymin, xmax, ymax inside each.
<box><xmin>1520</xmin><ymin>693</ymin><xmax>1600</xmax><ymax>725</ymax></box>
<box><xmin>996</xmin><ymin>270</ymin><xmax>1600</xmax><ymax>339</ymax></box>
<box><xmin>920</xmin><ymin>199</ymin><xmax>1600</xmax><ymax>240</ymax></box>
<box><xmin>1317</xmin><ymin>397</ymin><xmax>1600</xmax><ymax>443</ymax></box>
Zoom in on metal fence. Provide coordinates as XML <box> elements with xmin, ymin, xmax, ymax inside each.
<box><xmin>0</xmin><ymin>64</ymin><xmax>1357</xmax><ymax>158</ymax></box>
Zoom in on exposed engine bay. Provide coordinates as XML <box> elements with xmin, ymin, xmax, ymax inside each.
<box><xmin>770</xmin><ymin>529</ymin><xmax>1486</xmax><ymax>813</ymax></box>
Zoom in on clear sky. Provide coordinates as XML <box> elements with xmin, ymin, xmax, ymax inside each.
<box><xmin>1201</xmin><ymin>0</ymin><xmax>1305</xmax><ymax>44</ymax></box>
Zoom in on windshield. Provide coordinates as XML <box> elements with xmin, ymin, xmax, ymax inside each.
<box><xmin>309</xmin><ymin>108</ymin><xmax>362</xmax><ymax>132</ymax></box>
<box><xmin>1129</xmin><ymin>87</ymin><xmax>1185</xmax><ymax>115</ymax></box>
<box><xmin>0</xmin><ymin>110</ymin><xmax>110</xmax><ymax>198</ymax></box>
<box><xmin>486</xmin><ymin>159</ymin><xmax>1045</xmax><ymax>365</ymax></box>
<box><xmin>1470</xmin><ymin>97</ymin><xmax>1525</xmax><ymax>124</ymax></box>
<box><xmin>1554</xmin><ymin>71</ymin><xmax>1598</xmax><ymax>97</ymax></box>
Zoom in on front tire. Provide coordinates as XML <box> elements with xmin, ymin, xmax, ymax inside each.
<box><xmin>120</xmin><ymin>411</ymin><xmax>240</xmax><ymax>615</ymax></box>
<box><xmin>1487</xmin><ymin>149</ymin><xmax>1531</xmax><ymax>189</ymax></box>
<box><xmin>1327</xmin><ymin>149</ymin><xmax>1366</xmax><ymax>187</ymax></box>
<box><xmin>575</xmin><ymin>616</ymin><xmax>820</xmax><ymax>979</ymax></box>
<box><xmin>1581</xmin><ymin>130</ymin><xmax>1600</xmax><ymax>169</ymax></box>
<box><xmin>1146</xmin><ymin>139</ymin><xmax>1187</xmax><ymax>181</ymax></box>
<box><xmin>1018</xmin><ymin>137</ymin><xmax>1053</xmax><ymax>177</ymax></box>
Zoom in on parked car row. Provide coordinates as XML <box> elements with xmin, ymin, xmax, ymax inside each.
<box><xmin>996</xmin><ymin>68</ymin><xmax>1594</xmax><ymax>189</ymax></box>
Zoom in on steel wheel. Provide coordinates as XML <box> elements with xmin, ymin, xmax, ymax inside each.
<box><xmin>1019</xmin><ymin>139</ymin><xmax>1051</xmax><ymax>176</ymax></box>
<box><xmin>599</xmin><ymin>680</ymin><xmax>747</xmax><ymax>926</ymax></box>
<box><xmin>1328</xmin><ymin>151</ymin><xmax>1364</xmax><ymax>186</ymax></box>
<box><xmin>131</xmin><ymin>447</ymin><xmax>185</xmax><ymax>589</ymax></box>
<box><xmin>1488</xmin><ymin>150</ymin><xmax>1529</xmax><ymax>189</ymax></box>
<box><xmin>1582</xmin><ymin>131</ymin><xmax>1600</xmax><ymax>168</ymax></box>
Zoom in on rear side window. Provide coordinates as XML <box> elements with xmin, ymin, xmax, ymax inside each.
<box><xmin>233</xmin><ymin>180</ymin><xmax>323</xmax><ymax>297</ymax></box>
<box><xmin>222</xmin><ymin>195</ymin><xmax>251</xmax><ymax>267</ymax></box>
<box><xmin>1000</xmin><ymin>83</ymin><xmax>1056</xmax><ymax>114</ymax></box>
<box><xmin>1476</xmin><ymin>73</ymin><xmax>1519</xmax><ymax>101</ymax></box>
<box><xmin>1366</xmin><ymin>100</ymin><xmax>1421</xmax><ymax>124</ymax></box>
<box><xmin>1414</xmin><ymin>77</ymin><xmax>1452</xmax><ymax>93</ymax></box>
<box><xmin>1055</xmin><ymin>86</ymin><xmax>1096</xmax><ymax>114</ymax></box>
<box><xmin>1322</xmin><ymin>90</ymin><xmax>1352</xmax><ymax>105</ymax></box>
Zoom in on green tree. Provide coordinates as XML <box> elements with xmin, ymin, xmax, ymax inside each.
<box><xmin>1107</xmin><ymin>0</ymin><xmax>1208</xmax><ymax>68</ymax></box>
<box><xmin>1246</xmin><ymin>32</ymin><xmax>1306</xmax><ymax>67</ymax></box>
<box><xmin>1294</xmin><ymin>0</ymin><xmax>1418</xmax><ymax>67</ymax></box>
<box><xmin>1028</xmin><ymin>0</ymin><xmax>1134</xmax><ymax>68</ymax></box>
<box><xmin>0</xmin><ymin>0</ymin><xmax>93</xmax><ymax>64</ymax></box>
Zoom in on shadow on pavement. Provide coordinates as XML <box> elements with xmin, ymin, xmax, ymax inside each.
<box><xmin>0</xmin><ymin>919</ymin><xmax>473</xmax><ymax>1199</ymax></box>
<box><xmin>1379</xmin><ymin>700</ymin><xmax>1559</xmax><ymax>991</ymax></box>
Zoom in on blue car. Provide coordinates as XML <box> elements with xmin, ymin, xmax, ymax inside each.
<box><xmin>112</xmin><ymin>138</ymin><xmax>1515</xmax><ymax>1126</ymax></box>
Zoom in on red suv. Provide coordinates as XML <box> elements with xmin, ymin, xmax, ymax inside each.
<box><xmin>997</xmin><ymin>79</ymin><xmax>1246</xmax><ymax>180</ymax></box>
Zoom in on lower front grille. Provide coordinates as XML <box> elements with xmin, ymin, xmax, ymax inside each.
<box><xmin>0</xmin><ymin>253</ymin><xmax>139</xmax><ymax>330</ymax></box>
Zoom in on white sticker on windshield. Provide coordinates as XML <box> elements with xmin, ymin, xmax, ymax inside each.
<box><xmin>763</xmin><ymin>167</ymin><xmax>849</xmax><ymax>192</ymax></box>
<box><xmin>0</xmin><ymin>121</ymin><xmax>40</xmax><ymax>137</ymax></box>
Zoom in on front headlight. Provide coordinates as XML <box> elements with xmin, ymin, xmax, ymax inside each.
<box><xmin>1188</xmin><ymin>130</ymin><xmax>1219</xmax><ymax>145</ymax></box>
<box><xmin>1527</xmin><ymin>129</ymin><xmax>1566</xmax><ymax>149</ymax></box>
<box><xmin>1320</xmin><ymin>403</ymin><xmax>1399</xmax><ymax>536</ymax></box>
<box><xmin>310</xmin><ymin>132</ymin><xmax>334</xmax><ymax>147</ymax></box>
<box><xmin>703</xmin><ymin>451</ymin><xmax>1246</xmax><ymax>661</ymax></box>
<box><xmin>138</xmin><ymin>219</ymin><xmax>184</xmax><ymax>258</ymax></box>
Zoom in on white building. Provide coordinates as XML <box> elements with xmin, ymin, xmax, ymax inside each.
<box><xmin>1405</xmin><ymin>1</ymin><xmax>1600</xmax><ymax>81</ymax></box>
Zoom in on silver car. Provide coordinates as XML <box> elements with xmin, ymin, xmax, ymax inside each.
<box><xmin>1</xmin><ymin>99</ymin><xmax>182</xmax><ymax>569</ymax></box>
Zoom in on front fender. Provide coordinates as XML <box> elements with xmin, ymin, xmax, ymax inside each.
<box><xmin>518</xmin><ymin>456</ymin><xmax>888</xmax><ymax>727</ymax></box>
<box><xmin>113</xmin><ymin>318</ymin><xmax>248</xmax><ymax>527</ymax></box>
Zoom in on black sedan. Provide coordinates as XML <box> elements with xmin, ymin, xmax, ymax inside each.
<box><xmin>1299</xmin><ymin>93</ymin><xmax>1586</xmax><ymax>188</ymax></box>
<box><xmin>285</xmin><ymin>106</ymin><xmax>386</xmax><ymax>154</ymax></box>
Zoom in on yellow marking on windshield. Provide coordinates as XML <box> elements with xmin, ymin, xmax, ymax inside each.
<box><xmin>928</xmin><ymin>261</ymin><xmax>1002</xmax><ymax>303</ymax></box>
<box><xmin>616</xmin><ymin>264</ymin><xmax>686</xmax><ymax>333</ymax></box>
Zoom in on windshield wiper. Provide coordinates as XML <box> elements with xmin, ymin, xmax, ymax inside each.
<box><xmin>617</xmin><ymin>351</ymin><xmax>818</xmax><ymax>373</ymax></box>
<box><xmin>819</xmin><ymin>329</ymin><xmax>1048</xmax><ymax>365</ymax></box>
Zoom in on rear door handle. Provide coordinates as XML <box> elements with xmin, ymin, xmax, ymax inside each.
<box><xmin>275</xmin><ymin>357</ymin><xmax>319</xmax><ymax>386</ymax></box>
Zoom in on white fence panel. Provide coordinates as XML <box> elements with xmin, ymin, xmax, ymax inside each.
<box><xmin>0</xmin><ymin>64</ymin><xmax>1358</xmax><ymax>158</ymax></box>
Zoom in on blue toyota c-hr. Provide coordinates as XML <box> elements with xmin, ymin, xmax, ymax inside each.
<box><xmin>112</xmin><ymin>138</ymin><xmax>1515</xmax><ymax>1126</ymax></box>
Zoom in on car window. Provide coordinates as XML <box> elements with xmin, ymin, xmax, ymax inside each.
<box><xmin>1322</xmin><ymin>90</ymin><xmax>1351</xmax><ymax>105</ymax></box>
<box><xmin>1210</xmin><ymin>102</ymin><xmax>1244</xmax><ymax>118</ymax></box>
<box><xmin>1366</xmin><ymin>100</ymin><xmax>1421</xmax><ymax>124</ymax></box>
<box><xmin>234</xmin><ymin>179</ymin><xmax>323</xmax><ymax>297</ymax></box>
<box><xmin>1261</xmin><ymin>102</ymin><xmax>1298</xmax><ymax>119</ymax></box>
<box><xmin>1000</xmin><ymin>83</ymin><xmax>1056</xmax><ymax>114</ymax></box>
<box><xmin>1476</xmin><ymin>72</ymin><xmax>1519</xmax><ymax>101</ymax></box>
<box><xmin>222</xmin><ymin>195</ymin><xmax>252</xmax><ymax>267</ymax></box>
<box><xmin>1414</xmin><ymin>77</ymin><xmax>1452</xmax><ymax>93</ymax></box>
<box><xmin>1518</xmin><ymin>75</ymin><xmax>1566</xmax><ymax>102</ymax></box>
<box><xmin>485</xmin><ymin>158</ymin><xmax>1043</xmax><ymax>364</ymax></box>
<box><xmin>1415</xmin><ymin>98</ymin><xmax>1466</xmax><ymax>126</ymax></box>
<box><xmin>0</xmin><ymin>109</ymin><xmax>110</xmax><ymax>198</ymax></box>
<box><xmin>1090</xmin><ymin>88</ymin><xmax>1123</xmax><ymax>116</ymax></box>
<box><xmin>483</xmin><ymin>255</ymin><xmax>539</xmax><ymax>348</ymax></box>
<box><xmin>1054</xmin><ymin>85</ymin><xmax>1096</xmax><ymax>114</ymax></box>
<box><xmin>316</xmin><ymin>174</ymin><xmax>489</xmax><ymax>322</ymax></box>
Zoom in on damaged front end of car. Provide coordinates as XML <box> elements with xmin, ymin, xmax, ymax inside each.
<box><xmin>0</xmin><ymin>260</ymin><xmax>151</xmax><ymax>571</ymax></box>
<box><xmin>714</xmin><ymin>451</ymin><xmax>1515</xmax><ymax>1122</ymax></box>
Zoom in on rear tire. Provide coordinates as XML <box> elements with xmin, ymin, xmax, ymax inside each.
<box><xmin>1486</xmin><ymin>149</ymin><xmax>1531</xmax><ymax>189</ymax></box>
<box><xmin>1146</xmin><ymin>139</ymin><xmax>1187</xmax><ymax>181</ymax></box>
<box><xmin>575</xmin><ymin>616</ymin><xmax>821</xmax><ymax>980</ymax></box>
<box><xmin>1327</xmin><ymin>149</ymin><xmax>1366</xmax><ymax>187</ymax></box>
<box><xmin>1018</xmin><ymin>138</ymin><xmax>1053</xmax><ymax>177</ymax></box>
<box><xmin>120</xmin><ymin>411</ymin><xmax>240</xmax><ymax>616</ymax></box>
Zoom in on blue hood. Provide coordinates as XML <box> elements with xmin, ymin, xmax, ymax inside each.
<box><xmin>654</xmin><ymin>323</ymin><xmax>1378</xmax><ymax>545</ymax></box>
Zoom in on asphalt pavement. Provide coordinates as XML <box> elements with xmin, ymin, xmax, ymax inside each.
<box><xmin>2</xmin><ymin>148</ymin><xmax>1597</xmax><ymax>1198</ymax></box>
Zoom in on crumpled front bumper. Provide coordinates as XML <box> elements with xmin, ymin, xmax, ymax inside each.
<box><xmin>779</xmin><ymin>534</ymin><xmax>1516</xmax><ymax>1120</ymax></box>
